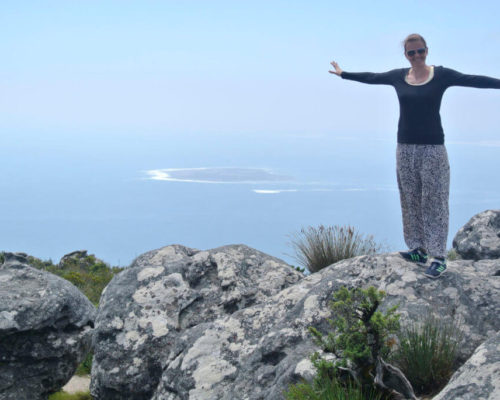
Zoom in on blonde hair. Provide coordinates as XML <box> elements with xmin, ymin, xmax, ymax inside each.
<box><xmin>403</xmin><ymin>33</ymin><xmax>427</xmax><ymax>51</ymax></box>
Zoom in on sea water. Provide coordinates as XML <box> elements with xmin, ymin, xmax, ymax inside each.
<box><xmin>1</xmin><ymin>130</ymin><xmax>498</xmax><ymax>267</ymax></box>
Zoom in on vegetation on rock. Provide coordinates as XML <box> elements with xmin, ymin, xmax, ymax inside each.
<box><xmin>393</xmin><ymin>313</ymin><xmax>462</xmax><ymax>396</ymax></box>
<box><xmin>286</xmin><ymin>285</ymin><xmax>465</xmax><ymax>399</ymax></box>
<box><xmin>26</xmin><ymin>253</ymin><xmax>123</xmax><ymax>306</ymax></box>
<box><xmin>289</xmin><ymin>225</ymin><xmax>382</xmax><ymax>273</ymax></box>
<box><xmin>285</xmin><ymin>286</ymin><xmax>403</xmax><ymax>399</ymax></box>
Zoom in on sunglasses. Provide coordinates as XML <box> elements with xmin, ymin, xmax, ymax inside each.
<box><xmin>406</xmin><ymin>48</ymin><xmax>427</xmax><ymax>57</ymax></box>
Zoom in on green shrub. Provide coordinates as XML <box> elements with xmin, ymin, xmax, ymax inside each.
<box><xmin>48</xmin><ymin>391</ymin><xmax>92</xmax><ymax>400</ymax></box>
<box><xmin>289</xmin><ymin>225</ymin><xmax>381</xmax><ymax>273</ymax></box>
<box><xmin>286</xmin><ymin>287</ymin><xmax>400</xmax><ymax>399</ymax></box>
<box><xmin>393</xmin><ymin>313</ymin><xmax>462</xmax><ymax>395</ymax></box>
<box><xmin>310</xmin><ymin>287</ymin><xmax>399</xmax><ymax>373</ymax></box>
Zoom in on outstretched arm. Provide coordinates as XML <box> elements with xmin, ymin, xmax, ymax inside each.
<box><xmin>445</xmin><ymin>68</ymin><xmax>500</xmax><ymax>89</ymax></box>
<box><xmin>329</xmin><ymin>61</ymin><xmax>396</xmax><ymax>85</ymax></box>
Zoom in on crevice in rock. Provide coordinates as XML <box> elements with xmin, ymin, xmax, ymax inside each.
<box><xmin>261</xmin><ymin>350</ymin><xmax>287</xmax><ymax>366</ymax></box>
<box><xmin>178</xmin><ymin>296</ymin><xmax>205</xmax><ymax>330</ymax></box>
<box><xmin>223</xmin><ymin>299</ymin><xmax>239</xmax><ymax>314</ymax></box>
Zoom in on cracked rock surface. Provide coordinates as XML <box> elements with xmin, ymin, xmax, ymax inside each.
<box><xmin>152</xmin><ymin>253</ymin><xmax>499</xmax><ymax>400</ymax></box>
<box><xmin>90</xmin><ymin>244</ymin><xmax>303</xmax><ymax>400</ymax></box>
<box><xmin>0</xmin><ymin>253</ymin><xmax>96</xmax><ymax>400</ymax></box>
<box><xmin>91</xmin><ymin>245</ymin><xmax>499</xmax><ymax>399</ymax></box>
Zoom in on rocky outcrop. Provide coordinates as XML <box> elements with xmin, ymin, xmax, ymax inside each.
<box><xmin>150</xmin><ymin>253</ymin><xmax>499</xmax><ymax>400</ymax></box>
<box><xmin>92</xmin><ymin>242</ymin><xmax>499</xmax><ymax>399</ymax></box>
<box><xmin>453</xmin><ymin>209</ymin><xmax>500</xmax><ymax>260</ymax></box>
<box><xmin>58</xmin><ymin>249</ymin><xmax>106</xmax><ymax>269</ymax></box>
<box><xmin>90</xmin><ymin>244</ymin><xmax>303</xmax><ymax>400</ymax></box>
<box><xmin>433</xmin><ymin>331</ymin><xmax>500</xmax><ymax>400</ymax></box>
<box><xmin>0</xmin><ymin>253</ymin><xmax>96</xmax><ymax>400</ymax></box>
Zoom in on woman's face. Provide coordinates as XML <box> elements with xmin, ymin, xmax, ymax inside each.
<box><xmin>405</xmin><ymin>40</ymin><xmax>428</xmax><ymax>67</ymax></box>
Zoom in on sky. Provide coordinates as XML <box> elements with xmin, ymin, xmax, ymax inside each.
<box><xmin>2</xmin><ymin>0</ymin><xmax>500</xmax><ymax>138</ymax></box>
<box><xmin>1</xmin><ymin>1</ymin><xmax>499</xmax><ymax>265</ymax></box>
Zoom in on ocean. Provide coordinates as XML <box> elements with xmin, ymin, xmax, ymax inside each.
<box><xmin>1</xmin><ymin>130</ymin><xmax>498</xmax><ymax>267</ymax></box>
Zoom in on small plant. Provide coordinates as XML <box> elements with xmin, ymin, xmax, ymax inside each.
<box><xmin>309</xmin><ymin>287</ymin><xmax>400</xmax><ymax>377</ymax></box>
<box><xmin>393</xmin><ymin>313</ymin><xmax>462</xmax><ymax>395</ymax></box>
<box><xmin>289</xmin><ymin>225</ymin><xmax>381</xmax><ymax>273</ymax></box>
<box><xmin>446</xmin><ymin>248</ymin><xmax>460</xmax><ymax>261</ymax></box>
<box><xmin>286</xmin><ymin>286</ymin><xmax>415</xmax><ymax>399</ymax></box>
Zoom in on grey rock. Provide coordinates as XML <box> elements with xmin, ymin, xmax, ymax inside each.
<box><xmin>0</xmin><ymin>252</ymin><xmax>96</xmax><ymax>400</ymax></box>
<box><xmin>90</xmin><ymin>244</ymin><xmax>303</xmax><ymax>400</ymax></box>
<box><xmin>59</xmin><ymin>249</ymin><xmax>106</xmax><ymax>269</ymax></box>
<box><xmin>152</xmin><ymin>253</ymin><xmax>499</xmax><ymax>400</ymax></box>
<box><xmin>453</xmin><ymin>209</ymin><xmax>500</xmax><ymax>260</ymax></box>
<box><xmin>433</xmin><ymin>331</ymin><xmax>500</xmax><ymax>400</ymax></box>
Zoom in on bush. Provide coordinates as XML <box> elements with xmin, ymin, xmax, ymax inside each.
<box><xmin>285</xmin><ymin>287</ymin><xmax>402</xmax><ymax>399</ymax></box>
<box><xmin>309</xmin><ymin>287</ymin><xmax>400</xmax><ymax>372</ymax></box>
<box><xmin>393</xmin><ymin>313</ymin><xmax>462</xmax><ymax>395</ymax></box>
<box><xmin>289</xmin><ymin>225</ymin><xmax>381</xmax><ymax>273</ymax></box>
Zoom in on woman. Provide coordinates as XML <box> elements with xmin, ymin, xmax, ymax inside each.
<box><xmin>329</xmin><ymin>33</ymin><xmax>500</xmax><ymax>278</ymax></box>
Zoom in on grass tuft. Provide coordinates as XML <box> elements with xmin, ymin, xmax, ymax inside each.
<box><xmin>393</xmin><ymin>313</ymin><xmax>462</xmax><ymax>395</ymax></box>
<box><xmin>289</xmin><ymin>225</ymin><xmax>382</xmax><ymax>273</ymax></box>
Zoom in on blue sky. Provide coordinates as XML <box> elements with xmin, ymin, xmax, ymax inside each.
<box><xmin>1</xmin><ymin>1</ymin><xmax>499</xmax><ymax>265</ymax></box>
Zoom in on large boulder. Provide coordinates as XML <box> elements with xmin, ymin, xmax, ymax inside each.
<box><xmin>151</xmin><ymin>253</ymin><xmax>499</xmax><ymax>399</ymax></box>
<box><xmin>453</xmin><ymin>209</ymin><xmax>500</xmax><ymax>260</ymax></box>
<box><xmin>433</xmin><ymin>331</ymin><xmax>500</xmax><ymax>400</ymax></box>
<box><xmin>0</xmin><ymin>252</ymin><xmax>96</xmax><ymax>400</ymax></box>
<box><xmin>90</xmin><ymin>244</ymin><xmax>303</xmax><ymax>400</ymax></box>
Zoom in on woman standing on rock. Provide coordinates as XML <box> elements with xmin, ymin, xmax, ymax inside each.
<box><xmin>329</xmin><ymin>33</ymin><xmax>500</xmax><ymax>278</ymax></box>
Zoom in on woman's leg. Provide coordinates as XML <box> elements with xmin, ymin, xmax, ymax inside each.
<box><xmin>420</xmin><ymin>145</ymin><xmax>450</xmax><ymax>258</ymax></box>
<box><xmin>396</xmin><ymin>144</ymin><xmax>426</xmax><ymax>251</ymax></box>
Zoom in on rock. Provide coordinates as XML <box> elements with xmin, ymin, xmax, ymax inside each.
<box><xmin>433</xmin><ymin>331</ymin><xmax>500</xmax><ymax>400</ymax></box>
<box><xmin>90</xmin><ymin>244</ymin><xmax>303</xmax><ymax>400</ymax></box>
<box><xmin>0</xmin><ymin>252</ymin><xmax>96</xmax><ymax>400</ymax></box>
<box><xmin>453</xmin><ymin>209</ymin><xmax>500</xmax><ymax>260</ymax></box>
<box><xmin>151</xmin><ymin>253</ymin><xmax>499</xmax><ymax>399</ymax></box>
<box><xmin>59</xmin><ymin>249</ymin><xmax>106</xmax><ymax>269</ymax></box>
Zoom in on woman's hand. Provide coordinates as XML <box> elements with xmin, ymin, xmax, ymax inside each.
<box><xmin>329</xmin><ymin>61</ymin><xmax>343</xmax><ymax>76</ymax></box>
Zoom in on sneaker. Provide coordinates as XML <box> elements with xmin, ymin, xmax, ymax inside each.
<box><xmin>424</xmin><ymin>258</ymin><xmax>447</xmax><ymax>279</ymax></box>
<box><xmin>399</xmin><ymin>247</ymin><xmax>428</xmax><ymax>265</ymax></box>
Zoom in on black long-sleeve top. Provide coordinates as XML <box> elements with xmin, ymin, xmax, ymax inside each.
<box><xmin>341</xmin><ymin>66</ymin><xmax>500</xmax><ymax>144</ymax></box>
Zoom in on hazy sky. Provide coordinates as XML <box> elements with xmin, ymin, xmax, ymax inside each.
<box><xmin>2</xmin><ymin>0</ymin><xmax>500</xmax><ymax>140</ymax></box>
